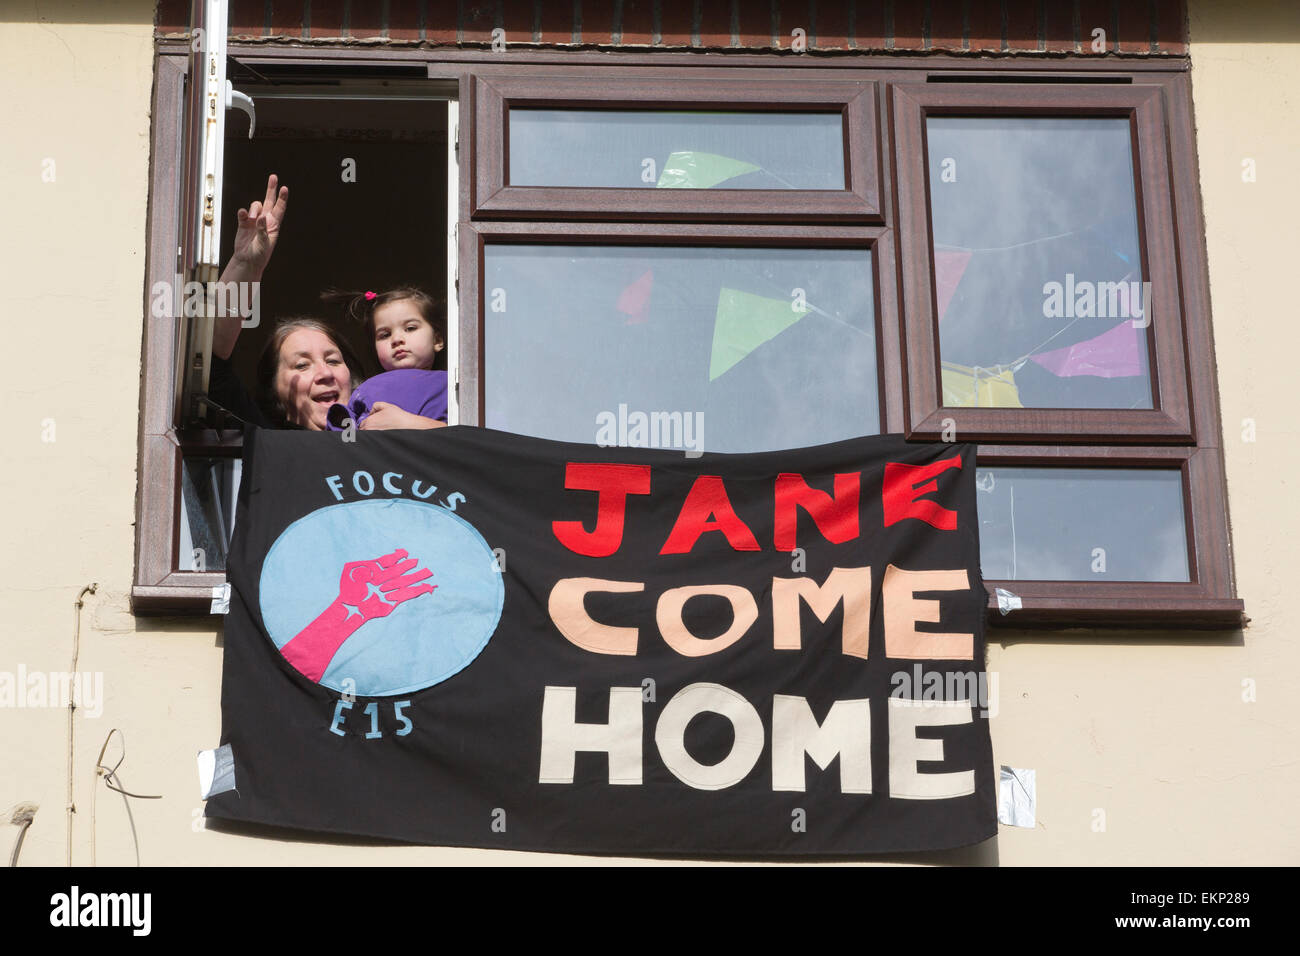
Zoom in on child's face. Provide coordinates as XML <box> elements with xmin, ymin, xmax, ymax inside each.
<box><xmin>373</xmin><ymin>300</ymin><xmax>444</xmax><ymax>372</ymax></box>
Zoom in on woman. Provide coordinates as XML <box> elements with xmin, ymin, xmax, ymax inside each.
<box><xmin>210</xmin><ymin>314</ymin><xmax>365</xmax><ymax>431</ymax></box>
<box><xmin>210</xmin><ymin>175</ymin><xmax>428</xmax><ymax>431</ymax></box>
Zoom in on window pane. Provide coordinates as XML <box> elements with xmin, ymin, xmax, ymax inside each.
<box><xmin>976</xmin><ymin>467</ymin><xmax>1188</xmax><ymax>581</ymax></box>
<box><xmin>927</xmin><ymin>117</ymin><xmax>1153</xmax><ymax>410</ymax></box>
<box><xmin>179</xmin><ymin>456</ymin><xmax>242</xmax><ymax>571</ymax></box>
<box><xmin>485</xmin><ymin>245</ymin><xmax>877</xmax><ymax>452</ymax></box>
<box><xmin>509</xmin><ymin>110</ymin><xmax>846</xmax><ymax>189</ymax></box>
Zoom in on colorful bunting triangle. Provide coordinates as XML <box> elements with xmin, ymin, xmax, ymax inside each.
<box><xmin>941</xmin><ymin>361</ymin><xmax>1024</xmax><ymax>408</ymax></box>
<box><xmin>617</xmin><ymin>269</ymin><xmax>653</xmax><ymax>324</ymax></box>
<box><xmin>657</xmin><ymin>151</ymin><xmax>762</xmax><ymax>189</ymax></box>
<box><xmin>709</xmin><ymin>287</ymin><xmax>809</xmax><ymax>381</ymax></box>
<box><xmin>1030</xmin><ymin>319</ymin><xmax>1143</xmax><ymax>379</ymax></box>
<box><xmin>934</xmin><ymin>249</ymin><xmax>972</xmax><ymax>322</ymax></box>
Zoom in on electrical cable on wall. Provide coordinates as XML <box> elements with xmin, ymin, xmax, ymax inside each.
<box><xmin>67</xmin><ymin>583</ymin><xmax>96</xmax><ymax>866</ymax></box>
<box><xmin>6</xmin><ymin>803</ymin><xmax>38</xmax><ymax>867</ymax></box>
<box><xmin>91</xmin><ymin>730</ymin><xmax>161</xmax><ymax>868</ymax></box>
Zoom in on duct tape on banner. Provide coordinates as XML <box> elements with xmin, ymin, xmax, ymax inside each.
<box><xmin>210</xmin><ymin>583</ymin><xmax>231</xmax><ymax>615</ymax></box>
<box><xmin>197</xmin><ymin>744</ymin><xmax>237</xmax><ymax>799</ymax></box>
<box><xmin>998</xmin><ymin>766</ymin><xmax>1036</xmax><ymax>828</ymax></box>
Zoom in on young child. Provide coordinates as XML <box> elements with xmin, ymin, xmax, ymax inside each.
<box><xmin>321</xmin><ymin>287</ymin><xmax>449</xmax><ymax>431</ymax></box>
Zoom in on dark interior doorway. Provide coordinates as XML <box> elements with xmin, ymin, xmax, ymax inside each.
<box><xmin>219</xmin><ymin>85</ymin><xmax>449</xmax><ymax>391</ymax></box>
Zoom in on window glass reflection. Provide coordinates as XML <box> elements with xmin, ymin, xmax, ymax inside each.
<box><xmin>179</xmin><ymin>456</ymin><xmax>242</xmax><ymax>572</ymax></box>
<box><xmin>928</xmin><ymin>117</ymin><xmax>1153</xmax><ymax>410</ymax></box>
<box><xmin>510</xmin><ymin>110</ymin><xmax>845</xmax><ymax>189</ymax></box>
<box><xmin>976</xmin><ymin>467</ymin><xmax>1188</xmax><ymax>581</ymax></box>
<box><xmin>485</xmin><ymin>245</ymin><xmax>877</xmax><ymax>452</ymax></box>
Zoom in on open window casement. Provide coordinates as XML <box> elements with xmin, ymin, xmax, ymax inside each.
<box><xmin>177</xmin><ymin>0</ymin><xmax>255</xmax><ymax>426</ymax></box>
<box><xmin>136</xmin><ymin>41</ymin><xmax>458</xmax><ymax>612</ymax></box>
<box><xmin>445</xmin><ymin>99</ymin><xmax>460</xmax><ymax>425</ymax></box>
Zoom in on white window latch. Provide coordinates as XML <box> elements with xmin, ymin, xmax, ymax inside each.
<box><xmin>227</xmin><ymin>83</ymin><xmax>255</xmax><ymax>138</ymax></box>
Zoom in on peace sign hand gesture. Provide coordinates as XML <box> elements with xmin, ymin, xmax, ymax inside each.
<box><xmin>230</xmin><ymin>173</ymin><xmax>289</xmax><ymax>274</ymax></box>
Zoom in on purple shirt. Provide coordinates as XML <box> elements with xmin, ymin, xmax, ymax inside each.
<box><xmin>326</xmin><ymin>369</ymin><xmax>448</xmax><ymax>431</ymax></box>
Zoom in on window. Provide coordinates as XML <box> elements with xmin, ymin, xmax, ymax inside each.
<box><xmin>893</xmin><ymin>82</ymin><xmax>1190</xmax><ymax>441</ymax></box>
<box><xmin>133</xmin><ymin>51</ymin><xmax>458</xmax><ymax>607</ymax></box>
<box><xmin>135</xmin><ymin>46</ymin><xmax>1243</xmax><ymax>629</ymax></box>
<box><xmin>483</xmin><ymin>242</ymin><xmax>880</xmax><ymax>452</ymax></box>
<box><xmin>890</xmin><ymin>76</ymin><xmax>1238</xmax><ymax>627</ymax></box>
<box><xmin>471</xmin><ymin>73</ymin><xmax>880</xmax><ymax>221</ymax></box>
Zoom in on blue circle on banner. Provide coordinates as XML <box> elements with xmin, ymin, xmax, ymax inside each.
<box><xmin>259</xmin><ymin>498</ymin><xmax>504</xmax><ymax>697</ymax></box>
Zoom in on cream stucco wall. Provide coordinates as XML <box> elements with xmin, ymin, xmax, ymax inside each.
<box><xmin>984</xmin><ymin>0</ymin><xmax>1300</xmax><ymax>865</ymax></box>
<box><xmin>0</xmin><ymin>0</ymin><xmax>1295</xmax><ymax>866</ymax></box>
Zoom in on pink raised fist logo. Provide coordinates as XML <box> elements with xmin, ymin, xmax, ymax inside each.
<box><xmin>337</xmin><ymin>549</ymin><xmax>436</xmax><ymax>621</ymax></box>
<box><xmin>281</xmin><ymin>548</ymin><xmax>436</xmax><ymax>682</ymax></box>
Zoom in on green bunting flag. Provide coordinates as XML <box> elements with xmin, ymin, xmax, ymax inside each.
<box><xmin>709</xmin><ymin>287</ymin><xmax>811</xmax><ymax>381</ymax></box>
<box><xmin>657</xmin><ymin>150</ymin><xmax>761</xmax><ymax>188</ymax></box>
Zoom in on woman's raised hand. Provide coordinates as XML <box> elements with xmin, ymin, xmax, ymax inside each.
<box><xmin>230</xmin><ymin>173</ymin><xmax>288</xmax><ymax>275</ymax></box>
<box><xmin>214</xmin><ymin>174</ymin><xmax>288</xmax><ymax>359</ymax></box>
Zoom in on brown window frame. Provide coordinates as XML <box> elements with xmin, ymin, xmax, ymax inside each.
<box><xmin>891</xmin><ymin>81</ymin><xmax>1192</xmax><ymax>444</ymax></box>
<box><xmin>135</xmin><ymin>45</ymin><xmax>1243</xmax><ymax>630</ymax></box>
<box><xmin>459</xmin><ymin>221</ymin><xmax>899</xmax><ymax>431</ymax></box>
<box><xmin>471</xmin><ymin>71</ymin><xmax>882</xmax><ymax>222</ymax></box>
<box><xmin>969</xmin><ymin>444</ymin><xmax>1240</xmax><ymax>627</ymax></box>
<box><xmin>135</xmin><ymin>54</ymin><xmax>235</xmax><ymax>611</ymax></box>
<box><xmin>886</xmin><ymin>71</ymin><xmax>1238</xmax><ymax>627</ymax></box>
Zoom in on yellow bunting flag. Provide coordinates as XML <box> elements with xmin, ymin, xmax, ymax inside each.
<box><xmin>941</xmin><ymin>361</ymin><xmax>1024</xmax><ymax>408</ymax></box>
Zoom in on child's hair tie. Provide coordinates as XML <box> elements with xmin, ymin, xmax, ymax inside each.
<box><xmin>363</xmin><ymin>290</ymin><xmax>378</xmax><ymax>301</ymax></box>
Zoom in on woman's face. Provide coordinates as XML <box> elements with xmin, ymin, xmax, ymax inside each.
<box><xmin>274</xmin><ymin>328</ymin><xmax>353</xmax><ymax>430</ymax></box>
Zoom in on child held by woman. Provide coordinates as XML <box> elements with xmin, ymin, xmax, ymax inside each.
<box><xmin>320</xmin><ymin>287</ymin><xmax>450</xmax><ymax>431</ymax></box>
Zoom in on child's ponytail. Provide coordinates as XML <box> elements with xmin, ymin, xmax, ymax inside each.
<box><xmin>320</xmin><ymin>288</ymin><xmax>379</xmax><ymax>331</ymax></box>
<box><xmin>321</xmin><ymin>286</ymin><xmax>445</xmax><ymax>345</ymax></box>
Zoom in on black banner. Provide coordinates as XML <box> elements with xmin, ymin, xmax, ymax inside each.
<box><xmin>208</xmin><ymin>427</ymin><xmax>996</xmax><ymax>855</ymax></box>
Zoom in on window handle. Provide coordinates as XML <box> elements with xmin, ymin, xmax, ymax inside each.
<box><xmin>227</xmin><ymin>83</ymin><xmax>255</xmax><ymax>139</ymax></box>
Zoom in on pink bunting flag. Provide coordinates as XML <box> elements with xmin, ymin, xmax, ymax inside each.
<box><xmin>617</xmin><ymin>269</ymin><xmax>653</xmax><ymax>325</ymax></box>
<box><xmin>1030</xmin><ymin>319</ymin><xmax>1143</xmax><ymax>379</ymax></box>
<box><xmin>934</xmin><ymin>250</ymin><xmax>972</xmax><ymax>322</ymax></box>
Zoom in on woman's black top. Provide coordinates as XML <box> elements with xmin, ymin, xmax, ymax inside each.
<box><xmin>208</xmin><ymin>354</ymin><xmax>276</xmax><ymax>429</ymax></box>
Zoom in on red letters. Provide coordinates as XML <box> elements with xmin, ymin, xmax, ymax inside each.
<box><xmin>556</xmin><ymin>457</ymin><xmax>961</xmax><ymax>557</ymax></box>
<box><xmin>773</xmin><ymin>472</ymin><xmax>861</xmax><ymax>552</ymax></box>
<box><xmin>660</xmin><ymin>476</ymin><xmax>761</xmax><ymax>555</ymax></box>
<box><xmin>882</xmin><ymin>456</ymin><xmax>962</xmax><ymax>530</ymax></box>
<box><xmin>552</xmin><ymin>463</ymin><xmax>652</xmax><ymax>557</ymax></box>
